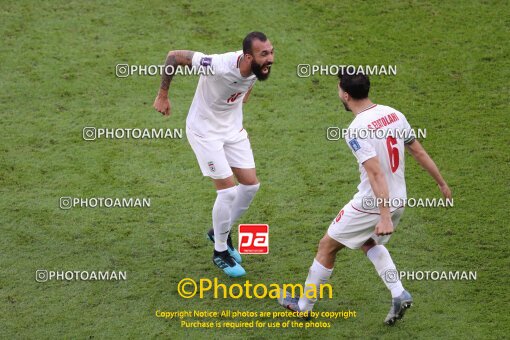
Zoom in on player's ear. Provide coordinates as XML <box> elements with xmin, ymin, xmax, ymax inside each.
<box><xmin>244</xmin><ymin>53</ymin><xmax>253</xmax><ymax>62</ymax></box>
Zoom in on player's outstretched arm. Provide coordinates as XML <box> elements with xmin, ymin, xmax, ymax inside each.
<box><xmin>405</xmin><ymin>140</ymin><xmax>452</xmax><ymax>199</ymax></box>
<box><xmin>153</xmin><ymin>50</ymin><xmax>196</xmax><ymax>116</ymax></box>
<box><xmin>363</xmin><ymin>157</ymin><xmax>394</xmax><ymax>236</ymax></box>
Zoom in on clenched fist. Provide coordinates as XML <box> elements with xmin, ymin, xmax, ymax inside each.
<box><xmin>153</xmin><ymin>94</ymin><xmax>171</xmax><ymax>116</ymax></box>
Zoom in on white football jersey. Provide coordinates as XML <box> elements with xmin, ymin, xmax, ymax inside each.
<box><xmin>345</xmin><ymin>104</ymin><xmax>415</xmax><ymax>212</ymax></box>
<box><xmin>186</xmin><ymin>51</ymin><xmax>257</xmax><ymax>139</ymax></box>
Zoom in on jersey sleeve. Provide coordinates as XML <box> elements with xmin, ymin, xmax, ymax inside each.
<box><xmin>345</xmin><ymin>131</ymin><xmax>377</xmax><ymax>164</ymax></box>
<box><xmin>191</xmin><ymin>52</ymin><xmax>227</xmax><ymax>75</ymax></box>
<box><xmin>400</xmin><ymin>114</ymin><xmax>416</xmax><ymax>144</ymax></box>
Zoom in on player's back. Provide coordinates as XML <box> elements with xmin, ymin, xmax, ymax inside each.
<box><xmin>346</xmin><ymin>104</ymin><xmax>415</xmax><ymax>211</ymax></box>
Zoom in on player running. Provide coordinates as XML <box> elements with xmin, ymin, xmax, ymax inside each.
<box><xmin>278</xmin><ymin>72</ymin><xmax>452</xmax><ymax>325</ymax></box>
<box><xmin>153</xmin><ymin>32</ymin><xmax>274</xmax><ymax>278</ymax></box>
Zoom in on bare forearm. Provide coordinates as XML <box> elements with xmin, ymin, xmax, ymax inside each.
<box><xmin>406</xmin><ymin>140</ymin><xmax>451</xmax><ymax>199</ymax></box>
<box><xmin>159</xmin><ymin>53</ymin><xmax>177</xmax><ymax>93</ymax></box>
<box><xmin>362</xmin><ymin>157</ymin><xmax>394</xmax><ymax>236</ymax></box>
<box><xmin>417</xmin><ymin>153</ymin><xmax>446</xmax><ymax>185</ymax></box>
<box><xmin>159</xmin><ymin>50</ymin><xmax>195</xmax><ymax>94</ymax></box>
<box><xmin>364</xmin><ymin>158</ymin><xmax>391</xmax><ymax>219</ymax></box>
<box><xmin>407</xmin><ymin>142</ymin><xmax>446</xmax><ymax>186</ymax></box>
<box><xmin>369</xmin><ymin>172</ymin><xmax>391</xmax><ymax>218</ymax></box>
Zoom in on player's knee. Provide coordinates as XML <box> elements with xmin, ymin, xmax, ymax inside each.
<box><xmin>361</xmin><ymin>238</ymin><xmax>377</xmax><ymax>255</ymax></box>
<box><xmin>240</xmin><ymin>177</ymin><xmax>259</xmax><ymax>186</ymax></box>
<box><xmin>213</xmin><ymin>177</ymin><xmax>236</xmax><ymax>190</ymax></box>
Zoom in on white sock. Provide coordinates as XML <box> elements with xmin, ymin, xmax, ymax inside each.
<box><xmin>366</xmin><ymin>245</ymin><xmax>405</xmax><ymax>298</ymax></box>
<box><xmin>212</xmin><ymin>186</ymin><xmax>237</xmax><ymax>252</ymax></box>
<box><xmin>298</xmin><ymin>259</ymin><xmax>333</xmax><ymax>312</ymax></box>
<box><xmin>229</xmin><ymin>183</ymin><xmax>260</xmax><ymax>225</ymax></box>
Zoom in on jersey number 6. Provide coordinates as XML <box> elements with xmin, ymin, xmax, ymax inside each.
<box><xmin>386</xmin><ymin>136</ymin><xmax>399</xmax><ymax>173</ymax></box>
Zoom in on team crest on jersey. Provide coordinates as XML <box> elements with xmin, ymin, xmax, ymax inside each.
<box><xmin>200</xmin><ymin>57</ymin><xmax>212</xmax><ymax>67</ymax></box>
<box><xmin>349</xmin><ymin>138</ymin><xmax>361</xmax><ymax>152</ymax></box>
<box><xmin>207</xmin><ymin>161</ymin><xmax>215</xmax><ymax>172</ymax></box>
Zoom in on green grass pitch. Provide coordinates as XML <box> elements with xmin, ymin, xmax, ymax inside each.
<box><xmin>1</xmin><ymin>0</ymin><xmax>508</xmax><ymax>338</ymax></box>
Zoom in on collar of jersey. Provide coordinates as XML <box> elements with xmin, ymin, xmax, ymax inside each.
<box><xmin>358</xmin><ymin>104</ymin><xmax>377</xmax><ymax>114</ymax></box>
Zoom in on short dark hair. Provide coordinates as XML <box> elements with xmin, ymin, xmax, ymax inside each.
<box><xmin>243</xmin><ymin>32</ymin><xmax>268</xmax><ymax>55</ymax></box>
<box><xmin>338</xmin><ymin>72</ymin><xmax>370</xmax><ymax>99</ymax></box>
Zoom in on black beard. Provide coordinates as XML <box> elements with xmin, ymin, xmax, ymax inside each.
<box><xmin>251</xmin><ymin>61</ymin><xmax>271</xmax><ymax>81</ymax></box>
<box><xmin>342</xmin><ymin>100</ymin><xmax>351</xmax><ymax>112</ymax></box>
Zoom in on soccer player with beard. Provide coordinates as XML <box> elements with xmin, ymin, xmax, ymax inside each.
<box><xmin>278</xmin><ymin>73</ymin><xmax>452</xmax><ymax>325</ymax></box>
<box><xmin>153</xmin><ymin>32</ymin><xmax>274</xmax><ymax>277</ymax></box>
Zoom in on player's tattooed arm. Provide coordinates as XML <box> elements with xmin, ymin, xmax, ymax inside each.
<box><xmin>160</xmin><ymin>50</ymin><xmax>196</xmax><ymax>91</ymax></box>
<box><xmin>153</xmin><ymin>50</ymin><xmax>195</xmax><ymax>116</ymax></box>
<box><xmin>405</xmin><ymin>140</ymin><xmax>452</xmax><ymax>199</ymax></box>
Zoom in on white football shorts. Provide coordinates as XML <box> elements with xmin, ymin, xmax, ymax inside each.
<box><xmin>186</xmin><ymin>127</ymin><xmax>256</xmax><ymax>179</ymax></box>
<box><xmin>327</xmin><ymin>202</ymin><xmax>404</xmax><ymax>249</ymax></box>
